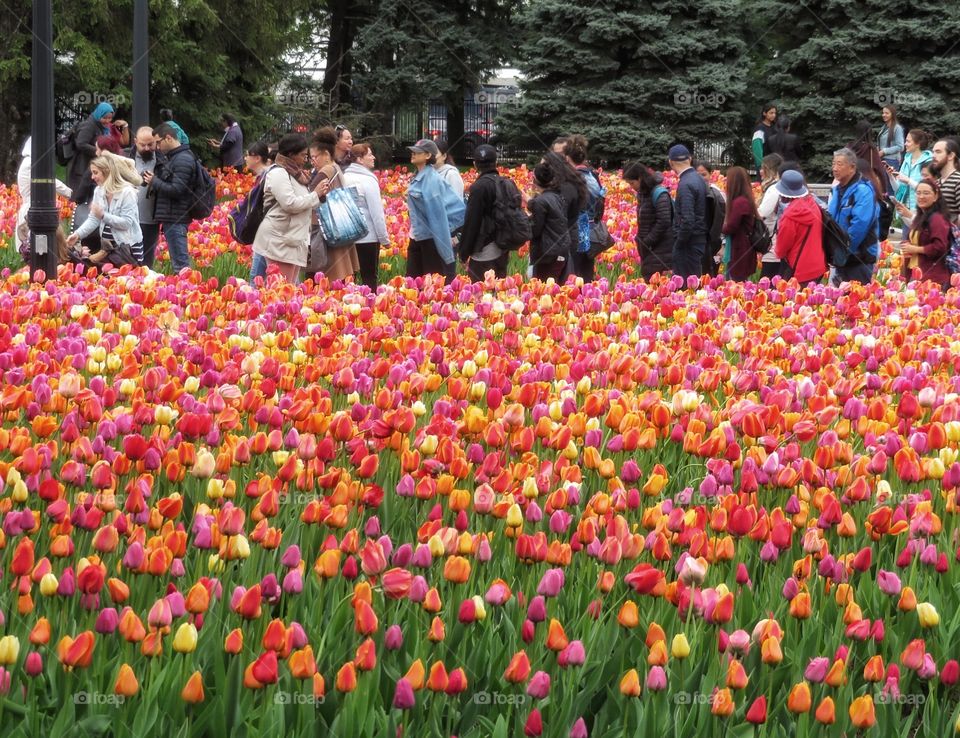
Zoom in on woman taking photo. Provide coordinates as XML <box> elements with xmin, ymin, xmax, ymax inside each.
<box><xmin>900</xmin><ymin>178</ymin><xmax>951</xmax><ymax>289</ymax></box>
<box><xmin>66</xmin><ymin>152</ymin><xmax>143</xmax><ymax>266</ymax></box>
<box><xmin>405</xmin><ymin>138</ymin><xmax>465</xmax><ymax>283</ymax></box>
<box><xmin>343</xmin><ymin>142</ymin><xmax>390</xmax><ymax>289</ymax></box>
<box><xmin>252</xmin><ymin>133</ymin><xmax>330</xmax><ymax>283</ymax></box>
<box><xmin>245</xmin><ymin>141</ymin><xmax>275</xmax><ymax>282</ymax></box>
<box><xmin>893</xmin><ymin>129</ymin><xmax>933</xmax><ymax>210</ymax></box>
<box><xmin>878</xmin><ymin>105</ymin><xmax>905</xmax><ymax>169</ymax></box>
<box><xmin>774</xmin><ymin>170</ymin><xmax>827</xmax><ymax>287</ymax></box>
<box><xmin>435</xmin><ymin>141</ymin><xmax>465</xmax><ymax>199</ymax></box>
<box><xmin>720</xmin><ymin>166</ymin><xmax>759</xmax><ymax>282</ymax></box>
<box><xmin>622</xmin><ymin>161</ymin><xmax>672</xmax><ymax>280</ymax></box>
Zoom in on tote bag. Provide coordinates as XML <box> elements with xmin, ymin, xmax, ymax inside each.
<box><xmin>317</xmin><ymin>168</ymin><xmax>369</xmax><ymax>248</ymax></box>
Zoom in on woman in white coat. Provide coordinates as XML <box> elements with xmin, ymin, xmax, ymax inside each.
<box><xmin>67</xmin><ymin>152</ymin><xmax>143</xmax><ymax>265</ymax></box>
<box><xmin>252</xmin><ymin>133</ymin><xmax>330</xmax><ymax>283</ymax></box>
<box><xmin>17</xmin><ymin>137</ymin><xmax>72</xmax><ymax>254</ymax></box>
<box><xmin>342</xmin><ymin>143</ymin><xmax>390</xmax><ymax>289</ymax></box>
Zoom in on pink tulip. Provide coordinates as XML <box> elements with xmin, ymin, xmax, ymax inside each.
<box><xmin>526</xmin><ymin>671</ymin><xmax>551</xmax><ymax>699</ymax></box>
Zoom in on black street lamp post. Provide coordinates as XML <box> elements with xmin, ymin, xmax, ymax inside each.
<box><xmin>27</xmin><ymin>0</ymin><xmax>59</xmax><ymax>282</ymax></box>
<box><xmin>132</xmin><ymin>0</ymin><xmax>149</xmax><ymax>130</ymax></box>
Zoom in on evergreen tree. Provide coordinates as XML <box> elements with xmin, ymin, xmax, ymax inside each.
<box><xmin>756</xmin><ymin>0</ymin><xmax>960</xmax><ymax>177</ymax></box>
<box><xmin>1</xmin><ymin>0</ymin><xmax>312</xmax><ymax>181</ymax></box>
<box><xmin>350</xmin><ymin>0</ymin><xmax>513</xmax><ymax>157</ymax></box>
<box><xmin>498</xmin><ymin>0</ymin><xmax>749</xmax><ymax>165</ymax></box>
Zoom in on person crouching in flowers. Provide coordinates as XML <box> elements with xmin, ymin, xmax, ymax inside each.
<box><xmin>900</xmin><ymin>177</ymin><xmax>951</xmax><ymax>289</ymax></box>
<box><xmin>252</xmin><ymin>133</ymin><xmax>330</xmax><ymax>283</ymax></box>
<box><xmin>66</xmin><ymin>152</ymin><xmax>144</xmax><ymax>267</ymax></box>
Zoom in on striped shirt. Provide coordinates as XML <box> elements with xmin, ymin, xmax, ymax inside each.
<box><xmin>941</xmin><ymin>170</ymin><xmax>960</xmax><ymax>224</ymax></box>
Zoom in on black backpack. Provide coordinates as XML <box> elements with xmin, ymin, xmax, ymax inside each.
<box><xmin>750</xmin><ymin>217</ymin><xmax>772</xmax><ymax>253</ymax></box>
<box><xmin>55</xmin><ymin>127</ymin><xmax>78</xmax><ymax>165</ymax></box>
<box><xmin>228</xmin><ymin>166</ymin><xmax>276</xmax><ymax>244</ymax></box>
<box><xmin>492</xmin><ymin>176</ymin><xmax>532</xmax><ymax>250</ymax></box>
<box><xmin>188</xmin><ymin>155</ymin><xmax>217</xmax><ymax>221</ymax></box>
<box><xmin>705</xmin><ymin>188</ymin><xmax>726</xmax><ymax>253</ymax></box>
<box><xmin>820</xmin><ymin>207</ymin><xmax>851</xmax><ymax>267</ymax></box>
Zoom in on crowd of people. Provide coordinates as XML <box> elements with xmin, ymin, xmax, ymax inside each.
<box><xmin>15</xmin><ymin>100</ymin><xmax>960</xmax><ymax>291</ymax></box>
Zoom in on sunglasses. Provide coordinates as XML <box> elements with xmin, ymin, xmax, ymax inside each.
<box><xmin>335</xmin><ymin>124</ymin><xmax>346</xmax><ymax>134</ymax></box>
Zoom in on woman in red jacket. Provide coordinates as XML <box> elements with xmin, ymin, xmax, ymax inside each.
<box><xmin>900</xmin><ymin>178</ymin><xmax>951</xmax><ymax>289</ymax></box>
<box><xmin>774</xmin><ymin>170</ymin><xmax>828</xmax><ymax>287</ymax></box>
<box><xmin>720</xmin><ymin>166</ymin><xmax>759</xmax><ymax>281</ymax></box>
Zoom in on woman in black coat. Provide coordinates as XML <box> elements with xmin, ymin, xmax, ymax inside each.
<box><xmin>623</xmin><ymin>162</ymin><xmax>673</xmax><ymax>280</ymax></box>
<box><xmin>542</xmin><ymin>152</ymin><xmax>588</xmax><ymax>283</ymax></box>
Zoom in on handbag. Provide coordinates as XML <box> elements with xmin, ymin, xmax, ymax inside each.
<box><xmin>317</xmin><ymin>167</ymin><xmax>369</xmax><ymax>248</ymax></box>
<box><xmin>306</xmin><ymin>226</ymin><xmax>328</xmax><ymax>273</ymax></box>
<box><xmin>588</xmin><ymin>219</ymin><xmax>615</xmax><ymax>258</ymax></box>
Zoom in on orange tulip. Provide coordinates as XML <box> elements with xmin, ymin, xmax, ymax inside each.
<box><xmin>711</xmin><ymin>688</ymin><xmax>735</xmax><ymax>716</ymax></box>
<box><xmin>336</xmin><ymin>662</ymin><xmax>358</xmax><ymax>692</ymax></box>
<box><xmin>849</xmin><ymin>695</ymin><xmax>876</xmax><ymax>728</ymax></box>
<box><xmin>427</xmin><ymin>661</ymin><xmax>449</xmax><ymax>692</ymax></box>
<box><xmin>546</xmin><ymin>619</ymin><xmax>569</xmax><ymax>651</ymax></box>
<box><xmin>181</xmin><ymin>671</ymin><xmax>205</xmax><ymax>703</ymax></box>
<box><xmin>504</xmin><ymin>650</ymin><xmax>531</xmax><ymax>683</ymax></box>
<box><xmin>404</xmin><ymin>659</ymin><xmax>426</xmax><ymax>691</ymax></box>
<box><xmin>617</xmin><ymin>601</ymin><xmax>639</xmax><ymax>628</ymax></box>
<box><xmin>787</xmin><ymin>682</ymin><xmax>811</xmax><ymax>713</ymax></box>
<box><xmin>619</xmin><ymin>669</ymin><xmax>642</xmax><ymax>696</ymax></box>
<box><xmin>114</xmin><ymin>663</ymin><xmax>139</xmax><ymax>697</ymax></box>
<box><xmin>726</xmin><ymin>658</ymin><xmax>749</xmax><ymax>689</ymax></box>
<box><xmin>443</xmin><ymin>555</ymin><xmax>471</xmax><ymax>584</ymax></box>
<box><xmin>814</xmin><ymin>697</ymin><xmax>836</xmax><ymax>724</ymax></box>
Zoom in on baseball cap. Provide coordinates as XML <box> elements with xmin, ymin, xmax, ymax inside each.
<box><xmin>408</xmin><ymin>139</ymin><xmax>440</xmax><ymax>157</ymax></box>
<box><xmin>667</xmin><ymin>144</ymin><xmax>692</xmax><ymax>162</ymax></box>
<box><xmin>474</xmin><ymin>144</ymin><xmax>497</xmax><ymax>166</ymax></box>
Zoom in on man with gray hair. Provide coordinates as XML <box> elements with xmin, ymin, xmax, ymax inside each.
<box><xmin>828</xmin><ymin>147</ymin><xmax>880</xmax><ymax>285</ymax></box>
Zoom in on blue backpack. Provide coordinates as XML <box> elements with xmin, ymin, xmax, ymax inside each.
<box><xmin>228</xmin><ymin>166</ymin><xmax>276</xmax><ymax>244</ymax></box>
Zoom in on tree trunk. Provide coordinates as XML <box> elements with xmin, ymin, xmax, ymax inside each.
<box><xmin>446</xmin><ymin>92</ymin><xmax>466</xmax><ymax>163</ymax></box>
<box><xmin>0</xmin><ymin>2</ymin><xmax>31</xmax><ymax>183</ymax></box>
<box><xmin>322</xmin><ymin>0</ymin><xmax>358</xmax><ymax>112</ymax></box>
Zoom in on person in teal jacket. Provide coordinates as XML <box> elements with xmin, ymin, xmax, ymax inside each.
<box><xmin>405</xmin><ymin>139</ymin><xmax>466</xmax><ymax>283</ymax></box>
<box><xmin>893</xmin><ymin>129</ymin><xmax>933</xmax><ymax>210</ymax></box>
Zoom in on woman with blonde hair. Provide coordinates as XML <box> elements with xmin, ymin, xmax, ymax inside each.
<box><xmin>67</xmin><ymin>152</ymin><xmax>144</xmax><ymax>266</ymax></box>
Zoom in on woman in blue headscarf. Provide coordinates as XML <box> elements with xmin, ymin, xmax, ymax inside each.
<box><xmin>68</xmin><ymin>102</ymin><xmax>129</xmax><ymax>195</ymax></box>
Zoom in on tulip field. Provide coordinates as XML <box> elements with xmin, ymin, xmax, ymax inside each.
<box><xmin>1</xmin><ymin>167</ymin><xmax>960</xmax><ymax>737</ymax></box>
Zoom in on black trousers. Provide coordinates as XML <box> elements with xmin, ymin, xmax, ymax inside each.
<box><xmin>468</xmin><ymin>252</ymin><xmax>508</xmax><ymax>282</ymax></box>
<box><xmin>355</xmin><ymin>242</ymin><xmax>379</xmax><ymax>289</ymax></box>
<box><xmin>407</xmin><ymin>239</ymin><xmax>455</xmax><ymax>283</ymax></box>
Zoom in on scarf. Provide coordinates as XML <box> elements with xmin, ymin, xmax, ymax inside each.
<box><xmin>274</xmin><ymin>153</ymin><xmax>311</xmax><ymax>186</ymax></box>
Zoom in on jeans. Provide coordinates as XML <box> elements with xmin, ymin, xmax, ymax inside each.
<box><xmin>673</xmin><ymin>241</ymin><xmax>706</xmax><ymax>281</ymax></box>
<box><xmin>140</xmin><ymin>223</ymin><xmax>160</xmax><ymax>267</ymax></box>
<box><xmin>250</xmin><ymin>253</ymin><xmax>267</xmax><ymax>282</ymax></box>
<box><xmin>162</xmin><ymin>222</ymin><xmax>191</xmax><ymax>272</ymax></box>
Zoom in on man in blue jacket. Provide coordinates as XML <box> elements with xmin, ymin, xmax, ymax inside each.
<box><xmin>828</xmin><ymin>147</ymin><xmax>880</xmax><ymax>285</ymax></box>
<box><xmin>668</xmin><ymin>145</ymin><xmax>708</xmax><ymax>281</ymax></box>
